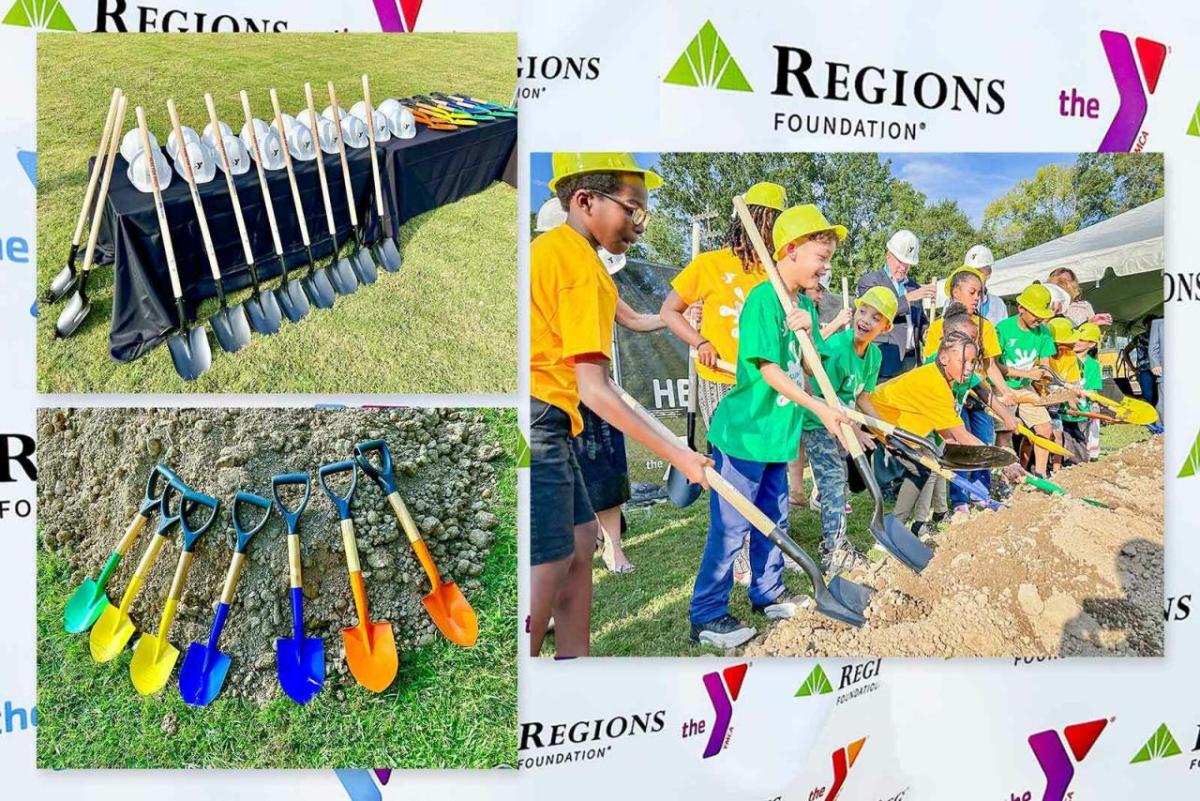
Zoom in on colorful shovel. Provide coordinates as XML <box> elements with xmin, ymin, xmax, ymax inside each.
<box><xmin>65</xmin><ymin>464</ymin><xmax>177</xmax><ymax>633</ymax></box>
<box><xmin>320</xmin><ymin>460</ymin><xmax>397</xmax><ymax>693</ymax></box>
<box><xmin>272</xmin><ymin>473</ymin><xmax>325</xmax><ymax>705</ymax></box>
<box><xmin>1023</xmin><ymin>475</ymin><xmax>1111</xmax><ymax>509</ymax></box>
<box><xmin>178</xmin><ymin>491</ymin><xmax>271</xmax><ymax>706</ymax></box>
<box><xmin>129</xmin><ymin>488</ymin><xmax>219</xmax><ymax>695</ymax></box>
<box><xmin>355</xmin><ymin>440</ymin><xmax>479</xmax><ymax>647</ymax></box>
<box><xmin>90</xmin><ymin>481</ymin><xmax>186</xmax><ymax>663</ymax></box>
<box><xmin>973</xmin><ymin>396</ymin><xmax>1073</xmax><ymax>459</ymax></box>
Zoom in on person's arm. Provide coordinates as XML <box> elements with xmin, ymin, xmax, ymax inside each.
<box><xmin>1149</xmin><ymin>319</ymin><xmax>1164</xmax><ymax>376</ymax></box>
<box><xmin>984</xmin><ymin>357</ymin><xmax>1016</xmax><ymax>405</ymax></box>
<box><xmin>758</xmin><ymin>360</ymin><xmax>851</xmax><ymax>447</ymax></box>
<box><xmin>616</xmin><ymin>298</ymin><xmax>665</xmax><ymax>333</ymax></box>
<box><xmin>935</xmin><ymin>424</ymin><xmax>984</xmax><ymax>446</ymax></box>
<box><xmin>660</xmin><ymin>290</ymin><xmax>717</xmax><ymax>369</ymax></box>
<box><xmin>574</xmin><ymin>359</ymin><xmax>713</xmax><ymax>486</ymax></box>
<box><xmin>820</xmin><ymin>308</ymin><xmax>852</xmax><ymax>339</ymax></box>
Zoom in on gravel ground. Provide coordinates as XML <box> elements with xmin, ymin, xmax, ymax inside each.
<box><xmin>746</xmin><ymin>437</ymin><xmax>1164</xmax><ymax>658</ymax></box>
<box><xmin>38</xmin><ymin>406</ymin><xmax>511</xmax><ymax>702</ymax></box>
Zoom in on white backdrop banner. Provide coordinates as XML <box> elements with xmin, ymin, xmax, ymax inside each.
<box><xmin>4</xmin><ymin>0</ymin><xmax>1199</xmax><ymax>800</ymax></box>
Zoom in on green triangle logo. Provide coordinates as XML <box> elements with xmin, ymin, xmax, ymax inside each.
<box><xmin>1130</xmin><ymin>723</ymin><xmax>1182</xmax><ymax>763</ymax></box>
<box><xmin>3</xmin><ymin>0</ymin><xmax>76</xmax><ymax>30</ymax></box>
<box><xmin>1188</xmin><ymin>101</ymin><xmax>1200</xmax><ymax>138</ymax></box>
<box><xmin>663</xmin><ymin>21</ymin><xmax>753</xmax><ymax>92</ymax></box>
<box><xmin>795</xmin><ymin>664</ymin><xmax>834</xmax><ymax>696</ymax></box>
<box><xmin>514</xmin><ymin>430</ymin><xmax>530</xmax><ymax>469</ymax></box>
<box><xmin>1178</xmin><ymin>429</ymin><xmax>1200</xmax><ymax>477</ymax></box>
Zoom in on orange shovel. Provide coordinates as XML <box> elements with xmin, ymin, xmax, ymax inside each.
<box><xmin>319</xmin><ymin>460</ymin><xmax>397</xmax><ymax>692</ymax></box>
<box><xmin>355</xmin><ymin>440</ymin><xmax>478</xmax><ymax>647</ymax></box>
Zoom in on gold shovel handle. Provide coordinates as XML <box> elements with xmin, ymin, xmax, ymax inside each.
<box><xmin>387</xmin><ymin>492</ymin><xmax>444</xmax><ymax>588</ymax></box>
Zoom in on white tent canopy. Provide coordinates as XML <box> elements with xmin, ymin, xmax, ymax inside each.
<box><xmin>988</xmin><ymin>197</ymin><xmax>1164</xmax><ymax>299</ymax></box>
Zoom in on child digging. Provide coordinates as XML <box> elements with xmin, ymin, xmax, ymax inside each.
<box><xmin>994</xmin><ymin>283</ymin><xmax>1058</xmax><ymax>479</ymax></box>
<box><xmin>1074</xmin><ymin>322</ymin><xmax>1105</xmax><ymax>460</ymax></box>
<box><xmin>690</xmin><ymin>204</ymin><xmax>851</xmax><ymax>649</ymax></box>
<box><xmin>530</xmin><ymin>153</ymin><xmax>711</xmax><ymax>657</ymax></box>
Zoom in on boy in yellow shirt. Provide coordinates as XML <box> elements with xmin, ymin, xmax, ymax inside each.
<box><xmin>530</xmin><ymin>153</ymin><xmax>711</xmax><ymax>657</ymax></box>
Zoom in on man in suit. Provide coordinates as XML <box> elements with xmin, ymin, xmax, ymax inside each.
<box><xmin>856</xmin><ymin>229</ymin><xmax>935</xmax><ymax>378</ymax></box>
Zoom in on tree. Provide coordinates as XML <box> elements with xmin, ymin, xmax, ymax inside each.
<box><xmin>980</xmin><ymin>164</ymin><xmax>1078</xmax><ymax>258</ymax></box>
<box><xmin>1073</xmin><ymin>152</ymin><xmax>1164</xmax><ymax>227</ymax></box>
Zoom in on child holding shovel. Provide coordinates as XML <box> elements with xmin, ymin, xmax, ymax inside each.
<box><xmin>995</xmin><ymin>283</ymin><xmax>1058</xmax><ymax>479</ymax></box>
<box><xmin>690</xmin><ymin>204</ymin><xmax>851</xmax><ymax>649</ymax></box>
<box><xmin>1074</xmin><ymin>322</ymin><xmax>1105</xmax><ymax>460</ymax></box>
<box><xmin>1046</xmin><ymin>316</ymin><xmax>1087</xmax><ymax>467</ymax></box>
<box><xmin>798</xmin><ymin>285</ymin><xmax>896</xmax><ymax>573</ymax></box>
<box><xmin>530</xmin><ymin>152</ymin><xmax>712</xmax><ymax>657</ymax></box>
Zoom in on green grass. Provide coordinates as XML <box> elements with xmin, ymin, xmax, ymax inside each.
<box><xmin>37</xmin><ymin>412</ymin><xmax>518</xmax><ymax>770</ymax></box>
<box><xmin>36</xmin><ymin>33</ymin><xmax>516</xmax><ymax>394</ymax></box>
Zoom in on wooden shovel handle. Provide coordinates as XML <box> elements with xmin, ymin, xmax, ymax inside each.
<box><xmin>240</xmin><ymin>90</ymin><xmax>284</xmax><ymax>256</ymax></box>
<box><xmin>73</xmin><ymin>87</ymin><xmax>122</xmax><ymax>247</ymax></box>
<box><xmin>117</xmin><ymin>531</ymin><xmax>167</xmax><ymax>612</ymax></box>
<box><xmin>340</xmin><ymin>518</ymin><xmax>361</xmax><ymax>573</ymax></box>
<box><xmin>80</xmin><ymin>94</ymin><xmax>127</xmax><ymax>276</ymax></box>
<box><xmin>154</xmin><ymin>550</ymin><xmax>194</xmax><ymax>638</ymax></box>
<box><xmin>115</xmin><ymin>512</ymin><xmax>148</xmax><ymax>556</ymax></box>
<box><xmin>270</xmin><ymin>88</ymin><xmax>311</xmax><ymax>248</ymax></box>
<box><xmin>361</xmin><ymin>74</ymin><xmax>386</xmax><ymax>217</ymax></box>
<box><xmin>287</xmin><ymin>533</ymin><xmax>303</xmax><ymax>590</ymax></box>
<box><xmin>326</xmin><ymin>82</ymin><xmax>358</xmax><ymax>228</ymax></box>
<box><xmin>220</xmin><ymin>552</ymin><xmax>247</xmax><ymax>605</ymax></box>
<box><xmin>167</xmin><ymin>98</ymin><xmax>222</xmax><ymax>282</ymax></box>
<box><xmin>387</xmin><ymin>492</ymin><xmax>443</xmax><ymax>588</ymax></box>
<box><xmin>205</xmin><ymin>92</ymin><xmax>256</xmax><ymax>266</ymax></box>
<box><xmin>304</xmin><ymin>82</ymin><xmax>338</xmax><ymax>238</ymax></box>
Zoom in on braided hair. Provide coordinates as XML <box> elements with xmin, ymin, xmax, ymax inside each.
<box><xmin>726</xmin><ymin>203</ymin><xmax>779</xmax><ymax>273</ymax></box>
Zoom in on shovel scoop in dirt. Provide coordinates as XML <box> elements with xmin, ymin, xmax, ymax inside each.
<box><xmin>272</xmin><ymin>472</ymin><xmax>325</xmax><ymax>705</ymax></box>
<box><xmin>355</xmin><ymin>440</ymin><xmax>479</xmax><ymax>647</ymax></box>
<box><xmin>129</xmin><ymin>488</ymin><xmax>219</xmax><ymax>696</ymax></box>
<box><xmin>65</xmin><ymin>464</ymin><xmax>177</xmax><ymax>633</ymax></box>
<box><xmin>178</xmin><ymin>491</ymin><xmax>271</xmax><ymax>706</ymax></box>
<box><xmin>320</xmin><ymin>460</ymin><xmax>398</xmax><ymax>692</ymax></box>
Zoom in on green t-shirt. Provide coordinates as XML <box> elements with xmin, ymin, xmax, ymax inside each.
<box><xmin>1069</xmin><ymin>354</ymin><xmax>1104</xmax><ymax>419</ymax></box>
<box><xmin>799</xmin><ymin>328</ymin><xmax>881</xmax><ymax>431</ymax></box>
<box><xmin>707</xmin><ymin>282</ymin><xmax>825</xmax><ymax>463</ymax></box>
<box><xmin>995</xmin><ymin>316</ymin><xmax>1055</xmax><ymax>389</ymax></box>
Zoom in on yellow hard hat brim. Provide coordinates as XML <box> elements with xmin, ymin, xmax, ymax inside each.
<box><xmin>548</xmin><ymin>167</ymin><xmax>663</xmax><ymax>193</ymax></box>
<box><xmin>772</xmin><ymin>225</ymin><xmax>849</xmax><ymax>261</ymax></box>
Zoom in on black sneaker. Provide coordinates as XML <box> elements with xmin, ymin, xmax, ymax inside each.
<box><xmin>751</xmin><ymin>593</ymin><xmax>804</xmax><ymax>619</ymax></box>
<box><xmin>690</xmin><ymin>614</ymin><xmax>757</xmax><ymax>648</ymax></box>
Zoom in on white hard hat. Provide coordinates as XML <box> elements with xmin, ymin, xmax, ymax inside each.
<box><xmin>166</xmin><ymin>126</ymin><xmax>200</xmax><ymax>161</ymax></box>
<box><xmin>340</xmin><ymin>114</ymin><xmax>369</xmax><ymax>149</ymax></box>
<box><xmin>121</xmin><ymin>128</ymin><xmax>160</xmax><ymax>163</ymax></box>
<box><xmin>172</xmin><ymin>140</ymin><xmax>216</xmax><ymax>184</ymax></box>
<box><xmin>378</xmin><ymin>99</ymin><xmax>415</xmax><ymax>139</ymax></box>
<box><xmin>202</xmin><ymin>120</ymin><xmax>233</xmax><ymax>150</ymax></box>
<box><xmin>280</xmin><ymin>113</ymin><xmax>300</xmax><ymax>136</ymax></box>
<box><xmin>886</xmin><ymin>229</ymin><xmax>920</xmax><ymax>266</ymax></box>
<box><xmin>322</xmin><ymin>104</ymin><xmax>348</xmax><ymax>122</ymax></box>
<box><xmin>315</xmin><ymin>116</ymin><xmax>340</xmax><ymax>154</ymax></box>
<box><xmin>599</xmin><ymin>248</ymin><xmax>626</xmax><ymax>275</ymax></box>
<box><xmin>350</xmin><ymin>102</ymin><xmax>392</xmax><ymax>143</ymax></box>
<box><xmin>1046</xmin><ymin>282</ymin><xmax>1071</xmax><ymax>311</ymax></box>
<box><xmin>285</xmin><ymin>122</ymin><xmax>317</xmax><ymax>162</ymax></box>
<box><xmin>964</xmin><ymin>244</ymin><xmax>995</xmax><ymax>270</ymax></box>
<box><xmin>126</xmin><ymin>146</ymin><xmax>172</xmax><ymax>192</ymax></box>
<box><xmin>535</xmin><ymin>197</ymin><xmax>567</xmax><ymax>232</ymax></box>
<box><xmin>241</xmin><ymin>119</ymin><xmax>286</xmax><ymax>170</ymax></box>
<box><xmin>214</xmin><ymin>134</ymin><xmax>251</xmax><ymax>175</ymax></box>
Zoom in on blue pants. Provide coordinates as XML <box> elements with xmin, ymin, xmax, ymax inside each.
<box><xmin>689</xmin><ymin>447</ymin><xmax>787</xmax><ymax>625</ymax></box>
<box><xmin>949</xmin><ymin>403</ymin><xmax>994</xmax><ymax>506</ymax></box>
<box><xmin>802</xmin><ymin>428</ymin><xmax>846</xmax><ymax>549</ymax></box>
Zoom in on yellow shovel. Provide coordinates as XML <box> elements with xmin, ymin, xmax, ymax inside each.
<box><xmin>129</xmin><ymin>488</ymin><xmax>219</xmax><ymax>695</ymax></box>
<box><xmin>1045</xmin><ymin>366</ymin><xmax>1159</xmax><ymax>425</ymax></box>
<box><xmin>973</xmin><ymin>394</ymin><xmax>1072</xmax><ymax>458</ymax></box>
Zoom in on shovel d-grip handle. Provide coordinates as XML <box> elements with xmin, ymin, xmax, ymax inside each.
<box><xmin>138</xmin><ymin>463</ymin><xmax>182</xmax><ymax>517</ymax></box>
<box><xmin>232</xmin><ymin>491</ymin><xmax>272</xmax><ymax>551</ymax></box>
<box><xmin>318</xmin><ymin>460</ymin><xmax>358</xmax><ymax>520</ymax></box>
<box><xmin>354</xmin><ymin>439</ymin><xmax>396</xmax><ymax>493</ymax></box>
<box><xmin>387</xmin><ymin>492</ymin><xmax>444</xmax><ymax>588</ymax></box>
<box><xmin>179</xmin><ymin>488</ymin><xmax>220</xmax><ymax>551</ymax></box>
<box><xmin>272</xmin><ymin>473</ymin><xmax>311</xmax><ymax>534</ymax></box>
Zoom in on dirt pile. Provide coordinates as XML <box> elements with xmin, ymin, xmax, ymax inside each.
<box><xmin>746</xmin><ymin>437</ymin><xmax>1163</xmax><ymax>658</ymax></box>
<box><xmin>38</xmin><ymin>407</ymin><xmax>511</xmax><ymax>701</ymax></box>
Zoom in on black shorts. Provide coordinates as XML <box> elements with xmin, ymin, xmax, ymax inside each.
<box><xmin>531</xmin><ymin>398</ymin><xmax>596</xmax><ymax>566</ymax></box>
<box><xmin>571</xmin><ymin>402</ymin><xmax>631</xmax><ymax>512</ymax></box>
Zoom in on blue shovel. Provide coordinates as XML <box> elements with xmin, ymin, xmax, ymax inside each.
<box><xmin>178</xmin><ymin>491</ymin><xmax>272</xmax><ymax>706</ymax></box>
<box><xmin>272</xmin><ymin>473</ymin><xmax>325</xmax><ymax>704</ymax></box>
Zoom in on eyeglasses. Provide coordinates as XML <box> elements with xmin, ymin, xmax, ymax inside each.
<box><xmin>592</xmin><ymin>191</ymin><xmax>649</xmax><ymax>227</ymax></box>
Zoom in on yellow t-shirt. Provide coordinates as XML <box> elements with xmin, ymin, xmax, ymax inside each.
<box><xmin>869</xmin><ymin>363</ymin><xmax>964</xmax><ymax>438</ymax></box>
<box><xmin>922</xmin><ymin>314</ymin><xmax>1001</xmax><ymax>361</ymax></box>
<box><xmin>670</xmin><ymin>248</ymin><xmax>767</xmax><ymax>384</ymax></box>
<box><xmin>530</xmin><ymin>224</ymin><xmax>618</xmax><ymax>436</ymax></box>
<box><xmin>1049</xmin><ymin>351</ymin><xmax>1082</xmax><ymax>383</ymax></box>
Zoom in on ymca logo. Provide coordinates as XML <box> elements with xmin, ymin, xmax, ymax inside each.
<box><xmin>809</xmin><ymin>738</ymin><xmax>867</xmax><ymax>801</ymax></box>
<box><xmin>683</xmin><ymin>663</ymin><xmax>748</xmax><ymax>758</ymax></box>
<box><xmin>335</xmin><ymin>769</ymin><xmax>391</xmax><ymax>801</ymax></box>
<box><xmin>1098</xmin><ymin>31</ymin><xmax>1166</xmax><ymax>152</ymax></box>
<box><xmin>664</xmin><ymin>21</ymin><xmax>753</xmax><ymax>92</ymax></box>
<box><xmin>1027</xmin><ymin>718</ymin><xmax>1109</xmax><ymax>801</ymax></box>
<box><xmin>372</xmin><ymin>0</ymin><xmax>423</xmax><ymax>33</ymax></box>
<box><xmin>2</xmin><ymin>0</ymin><xmax>72</xmax><ymax>29</ymax></box>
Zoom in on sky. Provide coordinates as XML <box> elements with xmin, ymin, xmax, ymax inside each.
<box><xmin>530</xmin><ymin>152</ymin><xmax>1077</xmax><ymax>227</ymax></box>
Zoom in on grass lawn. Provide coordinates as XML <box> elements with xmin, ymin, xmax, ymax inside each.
<box><xmin>557</xmin><ymin>423</ymin><xmax>1154</xmax><ymax>658</ymax></box>
<box><xmin>36</xmin><ymin>33</ymin><xmax>516</xmax><ymax>394</ymax></box>
<box><xmin>37</xmin><ymin>411</ymin><xmax>518</xmax><ymax>770</ymax></box>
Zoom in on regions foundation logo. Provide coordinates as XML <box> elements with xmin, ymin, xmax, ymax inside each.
<box><xmin>795</xmin><ymin>664</ymin><xmax>834</xmax><ymax>696</ymax></box>
<box><xmin>2</xmin><ymin>0</ymin><xmax>73</xmax><ymax>29</ymax></box>
<box><xmin>335</xmin><ymin>769</ymin><xmax>391</xmax><ymax>801</ymax></box>
<box><xmin>681</xmin><ymin>663</ymin><xmax>748</xmax><ymax>758</ymax></box>
<box><xmin>1027</xmin><ymin>718</ymin><xmax>1109</xmax><ymax>801</ymax></box>
<box><xmin>809</xmin><ymin>738</ymin><xmax>867</xmax><ymax>801</ymax></box>
<box><xmin>1130</xmin><ymin>723</ymin><xmax>1182</xmax><ymax>763</ymax></box>
<box><xmin>372</xmin><ymin>0</ymin><xmax>423</xmax><ymax>33</ymax></box>
<box><xmin>1178</xmin><ymin>431</ymin><xmax>1200</xmax><ymax>478</ymax></box>
<box><xmin>663</xmin><ymin>21</ymin><xmax>753</xmax><ymax>92</ymax></box>
<box><xmin>1188</xmin><ymin>100</ymin><xmax>1200</xmax><ymax>137</ymax></box>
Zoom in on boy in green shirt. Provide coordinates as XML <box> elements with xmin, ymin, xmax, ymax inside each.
<box><xmin>691</xmin><ymin>205</ymin><xmax>849</xmax><ymax>648</ymax></box>
<box><xmin>994</xmin><ymin>283</ymin><xmax>1057</xmax><ymax>478</ymax></box>
<box><xmin>799</xmin><ymin>285</ymin><xmax>895</xmax><ymax>573</ymax></box>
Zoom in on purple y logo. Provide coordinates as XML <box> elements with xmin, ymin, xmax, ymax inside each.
<box><xmin>1098</xmin><ymin>31</ymin><xmax>1166</xmax><ymax>152</ymax></box>
<box><xmin>700</xmin><ymin>663</ymin><xmax>748</xmax><ymax>758</ymax></box>
<box><xmin>335</xmin><ymin>769</ymin><xmax>392</xmax><ymax>801</ymax></box>
<box><xmin>1027</xmin><ymin>718</ymin><xmax>1108</xmax><ymax>801</ymax></box>
<box><xmin>372</xmin><ymin>0</ymin><xmax>423</xmax><ymax>32</ymax></box>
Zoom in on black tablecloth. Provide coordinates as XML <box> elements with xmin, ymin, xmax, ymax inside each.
<box><xmin>91</xmin><ymin>117</ymin><xmax>516</xmax><ymax>363</ymax></box>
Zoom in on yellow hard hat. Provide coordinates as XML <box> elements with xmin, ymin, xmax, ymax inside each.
<box><xmin>744</xmin><ymin>182</ymin><xmax>787</xmax><ymax>211</ymax></box>
<box><xmin>1076</xmin><ymin>322</ymin><xmax>1103</xmax><ymax>343</ymax></box>
<box><xmin>548</xmin><ymin>152</ymin><xmax>663</xmax><ymax>192</ymax></box>
<box><xmin>855</xmin><ymin>285</ymin><xmax>897</xmax><ymax>331</ymax></box>
<box><xmin>1047</xmin><ymin>316</ymin><xmax>1078</xmax><ymax>344</ymax></box>
<box><xmin>772</xmin><ymin>204</ymin><xmax>847</xmax><ymax>261</ymax></box>
<box><xmin>1015</xmin><ymin>283</ymin><xmax>1054</xmax><ymax>319</ymax></box>
<box><xmin>944</xmin><ymin>265</ymin><xmax>987</xmax><ymax>296</ymax></box>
